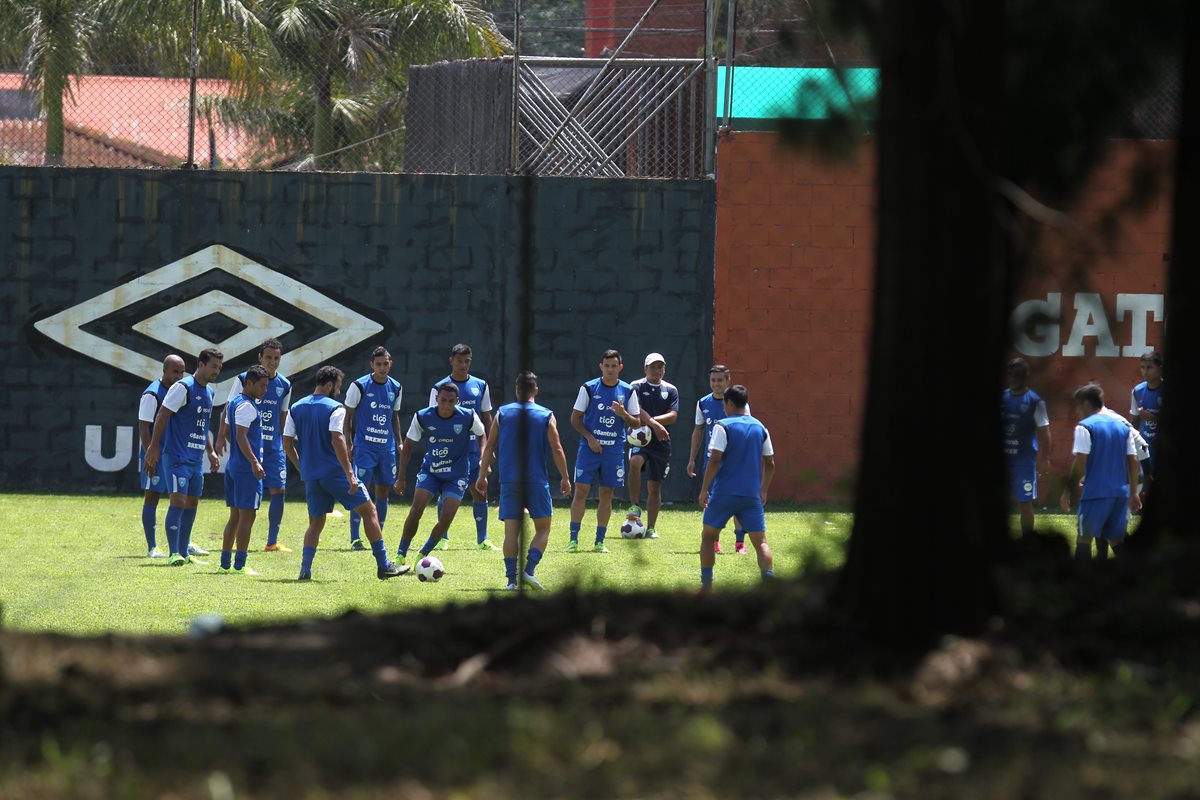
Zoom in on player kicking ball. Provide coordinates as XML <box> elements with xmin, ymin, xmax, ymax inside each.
<box><xmin>283</xmin><ymin>366</ymin><xmax>407</xmax><ymax>581</ymax></box>
<box><xmin>394</xmin><ymin>382</ymin><xmax>486</xmax><ymax>564</ymax></box>
<box><xmin>219</xmin><ymin>365</ymin><xmax>269</xmax><ymax>575</ymax></box>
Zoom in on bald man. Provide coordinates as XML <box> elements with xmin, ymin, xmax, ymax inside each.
<box><xmin>137</xmin><ymin>354</ymin><xmax>186</xmax><ymax>557</ymax></box>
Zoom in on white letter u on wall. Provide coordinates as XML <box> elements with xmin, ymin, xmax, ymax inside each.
<box><xmin>85</xmin><ymin>425</ymin><xmax>133</xmax><ymax>472</ymax></box>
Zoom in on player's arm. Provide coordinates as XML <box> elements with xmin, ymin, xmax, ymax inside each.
<box><xmin>760</xmin><ymin>429</ymin><xmax>776</xmax><ymax>504</ymax></box>
<box><xmin>571</xmin><ymin>385</ymin><xmax>601</xmax><ymax>452</ymax></box>
<box><xmin>1033</xmin><ymin>400</ymin><xmax>1051</xmax><ymax>471</ymax></box>
<box><xmin>395</xmin><ymin>415</ymin><xmax>423</xmax><ymax>495</ymax></box>
<box><xmin>1060</xmin><ymin>453</ymin><xmax>1087</xmax><ymax>511</ymax></box>
<box><xmin>687</xmin><ymin>425</ymin><xmax>705</xmax><ymax>477</ymax></box>
<box><xmin>144</xmin><ymin>382</ymin><xmax>186</xmax><ymax>472</ymax></box>
<box><xmin>1127</xmin><ymin>454</ymin><xmax>1142</xmax><ymax>512</ymax></box>
<box><xmin>328</xmin><ymin>408</ymin><xmax>357</xmax><ymax>491</ymax></box>
<box><xmin>137</xmin><ymin>393</ymin><xmax>158</xmax><ymax>452</ymax></box>
<box><xmin>392</xmin><ymin>383</ymin><xmax>405</xmax><ymax>457</ymax></box>
<box><xmin>547</xmin><ymin>413</ymin><xmax>572</xmax><ymax>496</ymax></box>
<box><xmin>477</xmin><ymin>409</ymin><xmax>493</xmax><ymax>455</ymax></box>
<box><xmin>215</xmin><ymin>377</ymin><xmax>243</xmax><ymax>456</ymax></box>
<box><xmin>342</xmin><ymin>382</ymin><xmax>360</xmax><ymax>456</ymax></box>
<box><xmin>697</xmin><ymin>423</ymin><xmax>726</xmax><ymax>507</ymax></box>
<box><xmin>282</xmin><ymin>414</ymin><xmax>301</xmax><ymax>473</ymax></box>
<box><xmin>611</xmin><ymin>397</ymin><xmax>640</xmax><ymax>427</ymax></box>
<box><xmin>475</xmin><ymin>415</ymin><xmax>500</xmax><ymax>495</ymax></box>
<box><xmin>234</xmin><ymin>403</ymin><xmax>265</xmax><ymax>479</ymax></box>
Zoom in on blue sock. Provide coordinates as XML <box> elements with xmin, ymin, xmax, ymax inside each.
<box><xmin>377</xmin><ymin>498</ymin><xmax>389</xmax><ymax>531</ymax></box>
<box><xmin>141</xmin><ymin>503</ymin><xmax>157</xmax><ymax>549</ymax></box>
<box><xmin>474</xmin><ymin>501</ymin><xmax>488</xmax><ymax>543</ymax></box>
<box><xmin>526</xmin><ymin>547</ymin><xmax>544</xmax><ymax>576</ymax></box>
<box><xmin>165</xmin><ymin>506</ymin><xmax>182</xmax><ymax>554</ymax></box>
<box><xmin>595</xmin><ymin>526</ymin><xmax>607</xmax><ymax>544</ymax></box>
<box><xmin>220</xmin><ymin>549</ymin><xmax>233</xmax><ymax>569</ymax></box>
<box><xmin>371</xmin><ymin>539</ymin><xmax>389</xmax><ymax>569</ymax></box>
<box><xmin>234</xmin><ymin>550</ymin><xmax>248</xmax><ymax>570</ymax></box>
<box><xmin>180</xmin><ymin>507</ymin><xmax>197</xmax><ymax>554</ymax></box>
<box><xmin>437</xmin><ymin>498</ymin><xmax>449</xmax><ymax>540</ymax></box>
<box><xmin>419</xmin><ymin>534</ymin><xmax>438</xmax><ymax>557</ymax></box>
<box><xmin>569</xmin><ymin>522</ymin><xmax>581</xmax><ymax>542</ymax></box>
<box><xmin>350</xmin><ymin>510</ymin><xmax>361</xmax><ymax>541</ymax></box>
<box><xmin>761</xmin><ymin>569</ymin><xmax>774</xmax><ymax>580</ymax></box>
<box><xmin>701</xmin><ymin>567</ymin><xmax>714</xmax><ymax>589</ymax></box>
<box><xmin>397</xmin><ymin>538</ymin><xmax>410</xmax><ymax>557</ymax></box>
<box><xmin>1075</xmin><ymin>538</ymin><xmax>1091</xmax><ymax>561</ymax></box>
<box><xmin>504</xmin><ymin>557</ymin><xmax>517</xmax><ymax>583</ymax></box>
<box><xmin>735</xmin><ymin>529</ymin><xmax>746</xmax><ymax>544</ymax></box>
<box><xmin>301</xmin><ymin>545</ymin><xmax>317</xmax><ymax>573</ymax></box>
<box><xmin>267</xmin><ymin>493</ymin><xmax>284</xmax><ymax>546</ymax></box>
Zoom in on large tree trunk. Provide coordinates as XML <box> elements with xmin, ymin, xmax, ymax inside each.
<box><xmin>43</xmin><ymin>63</ymin><xmax>66</xmax><ymax>166</ymax></box>
<box><xmin>312</xmin><ymin>73</ymin><xmax>336</xmax><ymax>170</ymax></box>
<box><xmin>1130</xmin><ymin>9</ymin><xmax>1200</xmax><ymax>560</ymax></box>
<box><xmin>836</xmin><ymin>0</ymin><xmax>1011</xmax><ymax>646</ymax></box>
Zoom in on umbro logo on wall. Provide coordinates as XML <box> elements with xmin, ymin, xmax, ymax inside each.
<box><xmin>34</xmin><ymin>244</ymin><xmax>383</xmax><ymax>400</ymax></box>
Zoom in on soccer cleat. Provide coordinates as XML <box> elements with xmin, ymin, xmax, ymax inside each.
<box><xmin>696</xmin><ymin>586</ymin><xmax>714</xmax><ymax>596</ymax></box>
<box><xmin>734</xmin><ymin>542</ymin><xmax>747</xmax><ymax>555</ymax></box>
<box><xmin>187</xmin><ymin>542</ymin><xmax>209</xmax><ymax>556</ymax></box>
<box><xmin>522</xmin><ymin>572</ymin><xmax>545</xmax><ymax>591</ymax></box>
<box><xmin>627</xmin><ymin>504</ymin><xmax>642</xmax><ymax>519</ymax></box>
<box><xmin>714</xmin><ymin>541</ymin><xmax>722</xmax><ymax>555</ymax></box>
<box><xmin>643</xmin><ymin>529</ymin><xmax>660</xmax><ymax>539</ymax></box>
<box><xmin>504</xmin><ymin>581</ymin><xmax>519</xmax><ymax>591</ymax></box>
<box><xmin>217</xmin><ymin>566</ymin><xmax>231</xmax><ymax>574</ymax></box>
<box><xmin>297</xmin><ymin>570</ymin><xmax>312</xmax><ymax>581</ymax></box>
<box><xmin>377</xmin><ymin>561</ymin><xmax>410</xmax><ymax>579</ymax></box>
<box><xmin>593</xmin><ymin>542</ymin><xmax>609</xmax><ymax>553</ymax></box>
<box><xmin>350</xmin><ymin>539</ymin><xmax>366</xmax><ymax>551</ymax></box>
<box><xmin>168</xmin><ymin>553</ymin><xmax>187</xmax><ymax>566</ymax></box>
<box><xmin>264</xmin><ymin>543</ymin><xmax>292</xmax><ymax>553</ymax></box>
<box><xmin>394</xmin><ymin>553</ymin><xmax>408</xmax><ymax>566</ymax></box>
<box><xmin>477</xmin><ymin>539</ymin><xmax>501</xmax><ymax>551</ymax></box>
<box><xmin>233</xmin><ymin>566</ymin><xmax>259</xmax><ymax>576</ymax></box>
<box><xmin>437</xmin><ymin>538</ymin><xmax>450</xmax><ymax>551</ymax></box>
<box><xmin>147</xmin><ymin>547</ymin><xmax>166</xmax><ymax>559</ymax></box>
<box><xmin>566</xmin><ymin>539</ymin><xmax>579</xmax><ymax>553</ymax></box>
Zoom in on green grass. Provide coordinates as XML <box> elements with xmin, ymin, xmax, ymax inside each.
<box><xmin>0</xmin><ymin>494</ymin><xmax>856</xmax><ymax>636</ymax></box>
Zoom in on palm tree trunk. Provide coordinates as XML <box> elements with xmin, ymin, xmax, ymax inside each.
<box><xmin>43</xmin><ymin>59</ymin><xmax>66</xmax><ymax>166</ymax></box>
<box><xmin>313</xmin><ymin>74</ymin><xmax>335</xmax><ymax>169</ymax></box>
<box><xmin>835</xmin><ymin>0</ymin><xmax>1010</xmax><ymax>646</ymax></box>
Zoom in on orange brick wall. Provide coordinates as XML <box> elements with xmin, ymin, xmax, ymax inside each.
<box><xmin>714</xmin><ymin>131</ymin><xmax>1173</xmax><ymax>503</ymax></box>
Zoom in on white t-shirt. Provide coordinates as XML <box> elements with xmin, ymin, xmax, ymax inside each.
<box><xmin>708</xmin><ymin>422</ymin><xmax>775</xmax><ymax>456</ymax></box>
<box><xmin>406</xmin><ymin>411</ymin><xmax>486</xmax><ymax>442</ymax></box>
<box><xmin>232</xmin><ymin>401</ymin><xmax>258</xmax><ymax>429</ymax></box>
<box><xmin>1072</xmin><ymin>424</ymin><xmax>1139</xmax><ymax>456</ymax></box>
<box><xmin>162</xmin><ymin>382</ymin><xmax>189</xmax><ymax>413</ymax></box>
<box><xmin>572</xmin><ymin>386</ymin><xmax>641</xmax><ymax>415</ymax></box>
<box><xmin>1098</xmin><ymin>407</ymin><xmax>1152</xmax><ymax>461</ymax></box>
<box><xmin>428</xmin><ymin>383</ymin><xmax>493</xmax><ymax>412</ymax></box>
<box><xmin>138</xmin><ymin>393</ymin><xmax>160</xmax><ymax>423</ymax></box>
<box><xmin>226</xmin><ymin>375</ymin><xmax>291</xmax><ymax>409</ymax></box>
<box><xmin>344</xmin><ymin>381</ymin><xmax>403</xmax><ymax>411</ymax></box>
<box><xmin>694</xmin><ymin>399</ymin><xmax>751</xmax><ymax>424</ymax></box>
<box><xmin>282</xmin><ymin>406</ymin><xmax>345</xmax><ymax>438</ymax></box>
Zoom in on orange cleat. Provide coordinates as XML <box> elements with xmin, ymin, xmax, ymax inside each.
<box><xmin>264</xmin><ymin>543</ymin><xmax>293</xmax><ymax>553</ymax></box>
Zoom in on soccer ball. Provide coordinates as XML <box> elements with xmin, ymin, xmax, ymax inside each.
<box><xmin>416</xmin><ymin>556</ymin><xmax>445</xmax><ymax>582</ymax></box>
<box><xmin>627</xmin><ymin>426</ymin><xmax>652</xmax><ymax>446</ymax></box>
<box><xmin>620</xmin><ymin>516</ymin><xmax>647</xmax><ymax>539</ymax></box>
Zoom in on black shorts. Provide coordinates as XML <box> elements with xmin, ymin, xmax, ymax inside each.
<box><xmin>630</xmin><ymin>445</ymin><xmax>671</xmax><ymax>482</ymax></box>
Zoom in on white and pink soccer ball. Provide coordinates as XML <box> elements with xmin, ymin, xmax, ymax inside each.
<box><xmin>620</xmin><ymin>516</ymin><xmax>647</xmax><ymax>539</ymax></box>
<box><xmin>416</xmin><ymin>556</ymin><xmax>445</xmax><ymax>582</ymax></box>
<box><xmin>627</xmin><ymin>426</ymin><xmax>652</xmax><ymax>447</ymax></box>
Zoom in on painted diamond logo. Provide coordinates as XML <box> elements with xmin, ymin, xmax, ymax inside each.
<box><xmin>34</xmin><ymin>244</ymin><xmax>383</xmax><ymax>401</ymax></box>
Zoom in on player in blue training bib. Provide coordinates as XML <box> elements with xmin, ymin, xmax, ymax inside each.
<box><xmin>344</xmin><ymin>346</ymin><xmax>404</xmax><ymax>549</ymax></box>
<box><xmin>627</xmin><ymin>352</ymin><xmax>680</xmax><ymax>540</ymax></box>
<box><xmin>136</xmin><ymin>354</ymin><xmax>186</xmax><ymax>558</ymax></box>
<box><xmin>1130</xmin><ymin>348</ymin><xmax>1164</xmax><ymax>489</ymax></box>
<box><xmin>218</xmin><ymin>365</ymin><xmax>269</xmax><ymax>574</ymax></box>
<box><xmin>476</xmin><ymin>371</ymin><xmax>573</xmax><ymax>590</ymax></box>
<box><xmin>217</xmin><ymin>338</ymin><xmax>293</xmax><ymax>552</ymax></box>
<box><xmin>567</xmin><ymin>349</ymin><xmax>642</xmax><ymax>553</ymax></box>
<box><xmin>687</xmin><ymin>364</ymin><xmax>752</xmax><ymax>554</ymax></box>
<box><xmin>1002</xmin><ymin>358</ymin><xmax>1051</xmax><ymax>536</ymax></box>
<box><xmin>1062</xmin><ymin>383</ymin><xmax>1141</xmax><ymax>562</ymax></box>
<box><xmin>144</xmin><ymin>348</ymin><xmax>223</xmax><ymax>565</ymax></box>
<box><xmin>393</xmin><ymin>382</ymin><xmax>485</xmax><ymax>563</ymax></box>
<box><xmin>696</xmin><ymin>384</ymin><xmax>777</xmax><ymax>591</ymax></box>
<box><xmin>282</xmin><ymin>365</ymin><xmax>408</xmax><ymax>582</ymax></box>
<box><xmin>428</xmin><ymin>342</ymin><xmax>496</xmax><ymax>550</ymax></box>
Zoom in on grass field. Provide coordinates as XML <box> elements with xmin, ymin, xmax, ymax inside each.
<box><xmin>0</xmin><ymin>493</ymin><xmax>1088</xmax><ymax>636</ymax></box>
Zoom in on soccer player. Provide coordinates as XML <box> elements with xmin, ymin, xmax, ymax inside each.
<box><xmin>696</xmin><ymin>384</ymin><xmax>775</xmax><ymax>591</ymax></box>
<box><xmin>627</xmin><ymin>352</ymin><xmax>679</xmax><ymax>539</ymax></box>
<box><xmin>137</xmin><ymin>353</ymin><xmax>186</xmax><ymax>558</ymax></box>
<box><xmin>219</xmin><ymin>365</ymin><xmax>269</xmax><ymax>574</ymax></box>
<box><xmin>282</xmin><ymin>366</ymin><xmax>406</xmax><ymax>581</ymax></box>
<box><xmin>394</xmin><ymin>382</ymin><xmax>485</xmax><ymax>562</ymax></box>
<box><xmin>1061</xmin><ymin>383</ymin><xmax>1141</xmax><ymax>561</ymax></box>
<box><xmin>476</xmin><ymin>371</ymin><xmax>572</xmax><ymax>590</ymax></box>
<box><xmin>568</xmin><ymin>349</ymin><xmax>642</xmax><ymax>552</ymax></box>
<box><xmin>143</xmin><ymin>348</ymin><xmax>224</xmax><ymax>565</ymax></box>
<box><xmin>1130</xmin><ymin>349</ymin><xmax>1164</xmax><ymax>491</ymax></box>
<box><xmin>344</xmin><ymin>346</ymin><xmax>403</xmax><ymax>550</ymax></box>
<box><xmin>215</xmin><ymin>338</ymin><xmax>293</xmax><ymax>552</ymax></box>
<box><xmin>687</xmin><ymin>365</ymin><xmax>750</xmax><ymax>554</ymax></box>
<box><xmin>428</xmin><ymin>343</ymin><xmax>496</xmax><ymax>551</ymax></box>
<box><xmin>1001</xmin><ymin>358</ymin><xmax>1051</xmax><ymax>536</ymax></box>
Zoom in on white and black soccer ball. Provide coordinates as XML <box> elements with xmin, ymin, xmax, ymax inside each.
<box><xmin>416</xmin><ymin>556</ymin><xmax>445</xmax><ymax>582</ymax></box>
<box><xmin>620</xmin><ymin>517</ymin><xmax>647</xmax><ymax>539</ymax></box>
<box><xmin>627</xmin><ymin>426</ymin><xmax>652</xmax><ymax>447</ymax></box>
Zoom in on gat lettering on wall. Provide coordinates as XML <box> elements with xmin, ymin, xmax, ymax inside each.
<box><xmin>1011</xmin><ymin>292</ymin><xmax>1164</xmax><ymax>358</ymax></box>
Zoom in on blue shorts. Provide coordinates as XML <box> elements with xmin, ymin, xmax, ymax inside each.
<box><xmin>499</xmin><ymin>483</ymin><xmax>553</xmax><ymax>521</ymax></box>
<box><xmin>166</xmin><ymin>457</ymin><xmax>205</xmax><ymax>498</ymax></box>
<box><xmin>575</xmin><ymin>445</ymin><xmax>625</xmax><ymax>488</ymax></box>
<box><xmin>703</xmin><ymin>494</ymin><xmax>766</xmax><ymax>532</ymax></box>
<box><xmin>630</xmin><ymin>444</ymin><xmax>671</xmax><ymax>482</ymax></box>
<box><xmin>262</xmin><ymin>448</ymin><xmax>288</xmax><ymax>490</ymax></box>
<box><xmin>467</xmin><ymin>449</ymin><xmax>482</xmax><ymax>484</ymax></box>
<box><xmin>224</xmin><ymin>471</ymin><xmax>263</xmax><ymax>510</ymax></box>
<box><xmin>139</xmin><ymin>448</ymin><xmax>169</xmax><ymax>493</ymax></box>
<box><xmin>416</xmin><ymin>471</ymin><xmax>470</xmax><ymax>501</ymax></box>
<box><xmin>1078</xmin><ymin>496</ymin><xmax>1129</xmax><ymax>542</ymax></box>
<box><xmin>305</xmin><ymin>474</ymin><xmax>370</xmax><ymax>517</ymax></box>
<box><xmin>1007</xmin><ymin>460</ymin><xmax>1037</xmax><ymax>503</ymax></box>
<box><xmin>355</xmin><ymin>448</ymin><xmax>397</xmax><ymax>486</ymax></box>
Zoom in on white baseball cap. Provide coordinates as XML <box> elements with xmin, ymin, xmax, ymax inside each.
<box><xmin>644</xmin><ymin>352</ymin><xmax>666</xmax><ymax>367</ymax></box>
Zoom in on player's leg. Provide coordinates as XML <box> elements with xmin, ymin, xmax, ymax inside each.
<box><xmin>263</xmin><ymin>449</ymin><xmax>289</xmax><ymax>551</ymax></box>
<box><xmin>643</xmin><ymin>448</ymin><xmax>668</xmax><ymax>536</ymax></box>
<box><xmin>374</xmin><ymin>482</ymin><xmax>391</xmax><ymax>533</ymax></box>
<box><xmin>645</xmin><ymin>478</ymin><xmax>663</xmax><ymax>539</ymax></box>
<box><xmin>627</xmin><ymin>452</ymin><xmax>645</xmax><ymax>517</ymax></box>
<box><xmin>298</xmin><ymin>480</ymin><xmax>334</xmax><ymax>580</ymax></box>
<box><xmin>469</xmin><ymin>451</ymin><xmax>494</xmax><ymax>549</ymax></box>
<box><xmin>1017</xmin><ymin>501</ymin><xmax>1035</xmax><ymax>537</ymax></box>
<box><xmin>732</xmin><ymin>516</ymin><xmax>745</xmax><ymax>554</ymax></box>
<box><xmin>220</xmin><ymin>501</ymin><xmax>239</xmax><ymax>571</ymax></box>
<box><xmin>397</xmin><ymin>488</ymin><xmax>433</xmax><ymax>560</ymax></box>
<box><xmin>699</xmin><ymin>524</ymin><xmax>721</xmax><ymax>590</ymax></box>
<box><xmin>747</xmin><ymin>532</ymin><xmax>774</xmax><ymax>578</ymax></box>
<box><xmin>520</xmin><ymin>483</ymin><xmax>554</xmax><ymax>588</ymax></box>
<box><xmin>234</xmin><ymin>507</ymin><xmax>257</xmax><ymax>572</ymax></box>
<box><xmin>347</xmin><ymin>480</ymin><xmax>406</xmax><ymax>578</ymax></box>
<box><xmin>349</xmin><ymin>454</ymin><xmax>375</xmax><ymax>544</ymax></box>
<box><xmin>1074</xmin><ymin>499</ymin><xmax>1103</xmax><ymax>562</ymax></box>
<box><xmin>180</xmin><ymin>494</ymin><xmax>205</xmax><ymax>560</ymax></box>
<box><xmin>502</xmin><ymin>517</ymin><xmax>523</xmax><ymax>588</ymax></box>
<box><xmin>418</xmin><ymin>482</ymin><xmax>463</xmax><ymax>556</ymax></box>
<box><xmin>1100</xmin><ymin>495</ymin><xmax>1130</xmax><ymax>559</ymax></box>
<box><xmin>569</xmin><ymin>481</ymin><xmax>590</xmax><ymax>550</ymax></box>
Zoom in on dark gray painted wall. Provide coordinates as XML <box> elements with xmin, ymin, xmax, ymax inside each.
<box><xmin>0</xmin><ymin>167</ymin><xmax>714</xmax><ymax>502</ymax></box>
